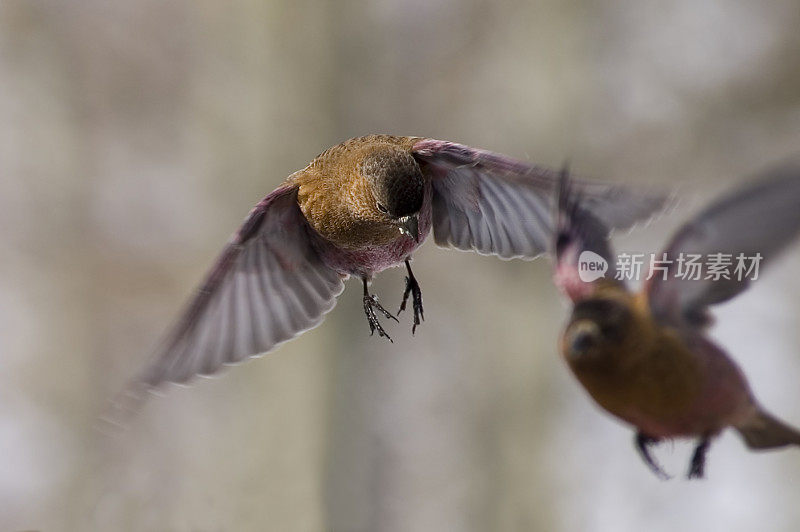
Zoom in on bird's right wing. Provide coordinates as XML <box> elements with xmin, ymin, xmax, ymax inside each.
<box><xmin>553</xmin><ymin>167</ymin><xmax>624</xmax><ymax>302</ymax></box>
<box><xmin>412</xmin><ymin>139</ymin><xmax>669</xmax><ymax>260</ymax></box>
<box><xmin>138</xmin><ymin>185</ymin><xmax>344</xmax><ymax>389</ymax></box>
<box><xmin>646</xmin><ymin>161</ymin><xmax>800</xmax><ymax>328</ymax></box>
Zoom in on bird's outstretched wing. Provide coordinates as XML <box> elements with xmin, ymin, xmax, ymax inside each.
<box><xmin>646</xmin><ymin>161</ymin><xmax>800</xmax><ymax>328</ymax></box>
<box><xmin>552</xmin><ymin>166</ymin><xmax>622</xmax><ymax>302</ymax></box>
<box><xmin>138</xmin><ymin>185</ymin><xmax>344</xmax><ymax>389</ymax></box>
<box><xmin>412</xmin><ymin>139</ymin><xmax>669</xmax><ymax>260</ymax></box>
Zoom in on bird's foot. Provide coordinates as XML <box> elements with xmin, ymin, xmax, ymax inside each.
<box><xmin>363</xmin><ymin>293</ymin><xmax>398</xmax><ymax>342</ymax></box>
<box><xmin>687</xmin><ymin>437</ymin><xmax>711</xmax><ymax>479</ymax></box>
<box><xmin>398</xmin><ymin>259</ymin><xmax>424</xmax><ymax>334</ymax></box>
<box><xmin>635</xmin><ymin>432</ymin><xmax>671</xmax><ymax>480</ymax></box>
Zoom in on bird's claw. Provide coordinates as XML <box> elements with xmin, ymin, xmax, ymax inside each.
<box><xmin>398</xmin><ymin>259</ymin><xmax>425</xmax><ymax>334</ymax></box>
<box><xmin>635</xmin><ymin>433</ymin><xmax>672</xmax><ymax>480</ymax></box>
<box><xmin>363</xmin><ymin>294</ymin><xmax>397</xmax><ymax>342</ymax></box>
<box><xmin>687</xmin><ymin>460</ymin><xmax>704</xmax><ymax>480</ymax></box>
<box><xmin>687</xmin><ymin>437</ymin><xmax>710</xmax><ymax>480</ymax></box>
<box><xmin>398</xmin><ymin>274</ymin><xmax>424</xmax><ymax>334</ymax></box>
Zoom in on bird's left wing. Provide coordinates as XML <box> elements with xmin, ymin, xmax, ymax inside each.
<box><xmin>646</xmin><ymin>161</ymin><xmax>800</xmax><ymax>328</ymax></box>
<box><xmin>138</xmin><ymin>185</ymin><xmax>344</xmax><ymax>389</ymax></box>
<box><xmin>412</xmin><ymin>139</ymin><xmax>669</xmax><ymax>260</ymax></box>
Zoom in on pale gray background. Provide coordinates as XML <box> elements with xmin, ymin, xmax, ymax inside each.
<box><xmin>2</xmin><ymin>1</ymin><xmax>800</xmax><ymax>530</ymax></box>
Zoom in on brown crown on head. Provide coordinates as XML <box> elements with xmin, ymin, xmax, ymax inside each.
<box><xmin>361</xmin><ymin>146</ymin><xmax>425</xmax><ymax>218</ymax></box>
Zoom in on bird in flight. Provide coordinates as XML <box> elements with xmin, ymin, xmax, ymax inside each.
<box><xmin>553</xmin><ymin>161</ymin><xmax>800</xmax><ymax>479</ymax></box>
<box><xmin>132</xmin><ymin>135</ymin><xmax>667</xmax><ymax>395</ymax></box>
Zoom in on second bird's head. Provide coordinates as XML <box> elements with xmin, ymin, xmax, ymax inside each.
<box><xmin>360</xmin><ymin>146</ymin><xmax>425</xmax><ymax>242</ymax></box>
<box><xmin>561</xmin><ymin>296</ymin><xmax>644</xmax><ymax>370</ymax></box>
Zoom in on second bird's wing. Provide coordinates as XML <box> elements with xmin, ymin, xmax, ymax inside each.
<box><xmin>138</xmin><ymin>185</ymin><xmax>345</xmax><ymax>389</ymax></box>
<box><xmin>552</xmin><ymin>166</ymin><xmax>623</xmax><ymax>301</ymax></box>
<box><xmin>412</xmin><ymin>139</ymin><xmax>668</xmax><ymax>260</ymax></box>
<box><xmin>646</xmin><ymin>161</ymin><xmax>800</xmax><ymax>328</ymax></box>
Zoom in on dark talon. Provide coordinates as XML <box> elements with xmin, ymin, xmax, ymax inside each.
<box><xmin>363</xmin><ymin>278</ymin><xmax>396</xmax><ymax>342</ymax></box>
<box><xmin>635</xmin><ymin>432</ymin><xmax>671</xmax><ymax>480</ymax></box>
<box><xmin>398</xmin><ymin>259</ymin><xmax>424</xmax><ymax>334</ymax></box>
<box><xmin>687</xmin><ymin>437</ymin><xmax>711</xmax><ymax>479</ymax></box>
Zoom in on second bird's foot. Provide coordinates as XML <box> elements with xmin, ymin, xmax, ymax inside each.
<box><xmin>363</xmin><ymin>294</ymin><xmax>398</xmax><ymax>342</ymax></box>
<box><xmin>635</xmin><ymin>433</ymin><xmax>671</xmax><ymax>480</ymax></box>
<box><xmin>687</xmin><ymin>437</ymin><xmax>711</xmax><ymax>479</ymax></box>
<box><xmin>399</xmin><ymin>275</ymin><xmax>424</xmax><ymax>334</ymax></box>
<box><xmin>687</xmin><ymin>459</ymin><xmax>705</xmax><ymax>480</ymax></box>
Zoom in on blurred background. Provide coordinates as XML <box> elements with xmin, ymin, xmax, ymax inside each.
<box><xmin>2</xmin><ymin>0</ymin><xmax>800</xmax><ymax>530</ymax></box>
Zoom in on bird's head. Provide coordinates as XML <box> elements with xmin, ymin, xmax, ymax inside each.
<box><xmin>562</xmin><ymin>297</ymin><xmax>638</xmax><ymax>368</ymax></box>
<box><xmin>360</xmin><ymin>146</ymin><xmax>425</xmax><ymax>241</ymax></box>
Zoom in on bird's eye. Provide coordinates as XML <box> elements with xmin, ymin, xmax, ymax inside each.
<box><xmin>377</xmin><ymin>203</ymin><xmax>388</xmax><ymax>214</ymax></box>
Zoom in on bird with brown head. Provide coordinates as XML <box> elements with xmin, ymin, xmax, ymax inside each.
<box><xmin>553</xmin><ymin>162</ymin><xmax>800</xmax><ymax>479</ymax></box>
<box><xmin>116</xmin><ymin>135</ymin><xmax>668</xmax><ymax>417</ymax></box>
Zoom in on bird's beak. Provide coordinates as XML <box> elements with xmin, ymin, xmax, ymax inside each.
<box><xmin>398</xmin><ymin>214</ymin><xmax>420</xmax><ymax>242</ymax></box>
<box><xmin>565</xmin><ymin>320</ymin><xmax>601</xmax><ymax>360</ymax></box>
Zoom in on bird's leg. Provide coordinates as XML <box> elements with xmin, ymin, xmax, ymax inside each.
<box><xmin>398</xmin><ymin>259</ymin><xmax>424</xmax><ymax>334</ymax></box>
<box><xmin>362</xmin><ymin>277</ymin><xmax>398</xmax><ymax>342</ymax></box>
<box><xmin>687</xmin><ymin>437</ymin><xmax>711</xmax><ymax>479</ymax></box>
<box><xmin>635</xmin><ymin>432</ymin><xmax>671</xmax><ymax>480</ymax></box>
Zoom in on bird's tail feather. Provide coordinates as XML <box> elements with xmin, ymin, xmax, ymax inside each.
<box><xmin>736</xmin><ymin>409</ymin><xmax>800</xmax><ymax>450</ymax></box>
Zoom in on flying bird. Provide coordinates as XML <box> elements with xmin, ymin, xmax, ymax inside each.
<box><xmin>133</xmin><ymin>135</ymin><xmax>668</xmax><ymax>395</ymax></box>
<box><xmin>553</xmin><ymin>161</ymin><xmax>800</xmax><ymax>479</ymax></box>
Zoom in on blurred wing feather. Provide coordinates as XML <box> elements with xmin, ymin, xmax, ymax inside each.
<box><xmin>140</xmin><ymin>185</ymin><xmax>344</xmax><ymax>389</ymax></box>
<box><xmin>553</xmin><ymin>167</ymin><xmax>622</xmax><ymax>301</ymax></box>
<box><xmin>413</xmin><ymin>139</ymin><xmax>669</xmax><ymax>260</ymax></box>
<box><xmin>646</xmin><ymin>162</ymin><xmax>800</xmax><ymax>327</ymax></box>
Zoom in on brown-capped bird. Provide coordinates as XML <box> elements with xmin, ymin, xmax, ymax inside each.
<box><xmin>553</xmin><ymin>162</ymin><xmax>800</xmax><ymax>479</ymax></box>
<box><xmin>132</xmin><ymin>135</ymin><xmax>668</xmax><ymax>396</ymax></box>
